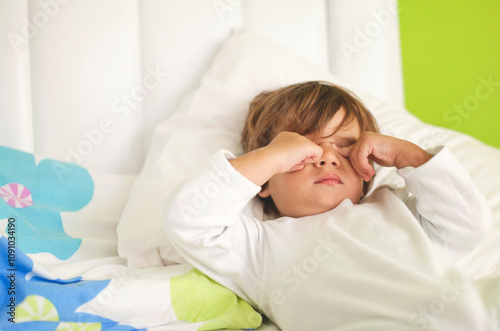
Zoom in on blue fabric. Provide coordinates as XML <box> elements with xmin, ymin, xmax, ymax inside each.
<box><xmin>0</xmin><ymin>236</ymin><xmax>142</xmax><ymax>330</ymax></box>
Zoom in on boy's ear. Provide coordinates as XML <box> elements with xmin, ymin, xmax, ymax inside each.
<box><xmin>258</xmin><ymin>184</ymin><xmax>271</xmax><ymax>198</ymax></box>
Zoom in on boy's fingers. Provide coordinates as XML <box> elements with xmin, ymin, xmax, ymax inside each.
<box><xmin>348</xmin><ymin>146</ymin><xmax>374</xmax><ymax>182</ymax></box>
<box><xmin>308</xmin><ymin>145</ymin><xmax>324</xmax><ymax>163</ymax></box>
<box><xmin>337</xmin><ymin>145</ymin><xmax>351</xmax><ymax>157</ymax></box>
<box><xmin>304</xmin><ymin>154</ymin><xmax>322</xmax><ymax>166</ymax></box>
<box><xmin>289</xmin><ymin>164</ymin><xmax>305</xmax><ymax>172</ymax></box>
<box><xmin>351</xmin><ymin>161</ymin><xmax>373</xmax><ymax>182</ymax></box>
<box><xmin>362</xmin><ymin>165</ymin><xmax>375</xmax><ymax>182</ymax></box>
<box><xmin>353</xmin><ymin>164</ymin><xmax>372</xmax><ymax>182</ymax></box>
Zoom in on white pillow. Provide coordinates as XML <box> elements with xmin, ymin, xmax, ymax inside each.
<box><xmin>117</xmin><ymin>28</ymin><xmax>500</xmax><ymax>279</ymax></box>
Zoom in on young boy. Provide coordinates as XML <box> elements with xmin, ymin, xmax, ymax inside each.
<box><xmin>164</xmin><ymin>81</ymin><xmax>493</xmax><ymax>330</ymax></box>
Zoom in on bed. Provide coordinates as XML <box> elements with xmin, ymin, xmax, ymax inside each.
<box><xmin>1</xmin><ymin>1</ymin><xmax>499</xmax><ymax>330</ymax></box>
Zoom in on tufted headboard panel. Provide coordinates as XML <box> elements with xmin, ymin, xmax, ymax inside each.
<box><xmin>0</xmin><ymin>0</ymin><xmax>403</xmax><ymax>174</ymax></box>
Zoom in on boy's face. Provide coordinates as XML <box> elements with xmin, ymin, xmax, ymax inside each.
<box><xmin>259</xmin><ymin>109</ymin><xmax>364</xmax><ymax>218</ymax></box>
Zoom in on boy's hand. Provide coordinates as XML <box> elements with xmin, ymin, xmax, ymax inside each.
<box><xmin>265</xmin><ymin>131</ymin><xmax>324</xmax><ymax>173</ymax></box>
<box><xmin>229</xmin><ymin>132</ymin><xmax>322</xmax><ymax>187</ymax></box>
<box><xmin>338</xmin><ymin>132</ymin><xmax>432</xmax><ymax>182</ymax></box>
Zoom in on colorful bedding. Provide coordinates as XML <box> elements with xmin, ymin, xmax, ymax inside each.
<box><xmin>0</xmin><ymin>146</ymin><xmax>262</xmax><ymax>331</ymax></box>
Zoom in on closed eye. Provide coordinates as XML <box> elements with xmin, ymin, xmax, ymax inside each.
<box><xmin>331</xmin><ymin>142</ymin><xmax>351</xmax><ymax>159</ymax></box>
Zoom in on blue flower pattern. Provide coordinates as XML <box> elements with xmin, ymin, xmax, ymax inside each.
<box><xmin>0</xmin><ymin>146</ymin><xmax>142</xmax><ymax>330</ymax></box>
<box><xmin>0</xmin><ymin>146</ymin><xmax>93</xmax><ymax>260</ymax></box>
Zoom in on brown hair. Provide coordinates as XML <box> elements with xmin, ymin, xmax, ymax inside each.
<box><xmin>241</xmin><ymin>81</ymin><xmax>379</xmax><ymax>215</ymax></box>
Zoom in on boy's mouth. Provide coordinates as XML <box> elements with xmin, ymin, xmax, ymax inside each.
<box><xmin>314</xmin><ymin>173</ymin><xmax>342</xmax><ymax>185</ymax></box>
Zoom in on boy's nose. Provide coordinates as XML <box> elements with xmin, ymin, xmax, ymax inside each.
<box><xmin>315</xmin><ymin>143</ymin><xmax>341</xmax><ymax>168</ymax></box>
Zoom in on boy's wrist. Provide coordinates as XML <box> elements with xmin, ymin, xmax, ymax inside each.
<box><xmin>259</xmin><ymin>144</ymin><xmax>290</xmax><ymax>175</ymax></box>
<box><xmin>395</xmin><ymin>146</ymin><xmax>433</xmax><ymax>169</ymax></box>
<box><xmin>229</xmin><ymin>147</ymin><xmax>280</xmax><ymax>187</ymax></box>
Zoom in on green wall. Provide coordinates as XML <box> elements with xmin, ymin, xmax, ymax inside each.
<box><xmin>398</xmin><ymin>0</ymin><xmax>500</xmax><ymax>148</ymax></box>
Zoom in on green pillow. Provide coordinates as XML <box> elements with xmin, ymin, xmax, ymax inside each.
<box><xmin>171</xmin><ymin>268</ymin><xmax>262</xmax><ymax>330</ymax></box>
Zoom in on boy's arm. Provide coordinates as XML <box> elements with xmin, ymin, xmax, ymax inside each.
<box><xmin>341</xmin><ymin>133</ymin><xmax>492</xmax><ymax>257</ymax></box>
<box><xmin>338</xmin><ymin>132</ymin><xmax>432</xmax><ymax>182</ymax></box>
<box><xmin>163</xmin><ymin>132</ymin><xmax>322</xmax><ymax>303</ymax></box>
<box><xmin>396</xmin><ymin>146</ymin><xmax>492</xmax><ymax>258</ymax></box>
<box><xmin>228</xmin><ymin>148</ymin><xmax>278</xmax><ymax>187</ymax></box>
<box><xmin>163</xmin><ymin>149</ymin><xmax>265</xmax><ymax>303</ymax></box>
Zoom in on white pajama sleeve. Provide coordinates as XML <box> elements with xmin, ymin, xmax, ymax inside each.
<box><xmin>395</xmin><ymin>146</ymin><xmax>492</xmax><ymax>258</ymax></box>
<box><xmin>162</xmin><ymin>149</ymin><xmax>264</xmax><ymax>303</ymax></box>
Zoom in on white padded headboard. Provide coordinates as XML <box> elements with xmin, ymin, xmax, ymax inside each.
<box><xmin>0</xmin><ymin>0</ymin><xmax>403</xmax><ymax>174</ymax></box>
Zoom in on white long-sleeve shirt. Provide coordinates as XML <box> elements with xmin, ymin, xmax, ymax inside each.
<box><xmin>163</xmin><ymin>147</ymin><xmax>493</xmax><ymax>331</ymax></box>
